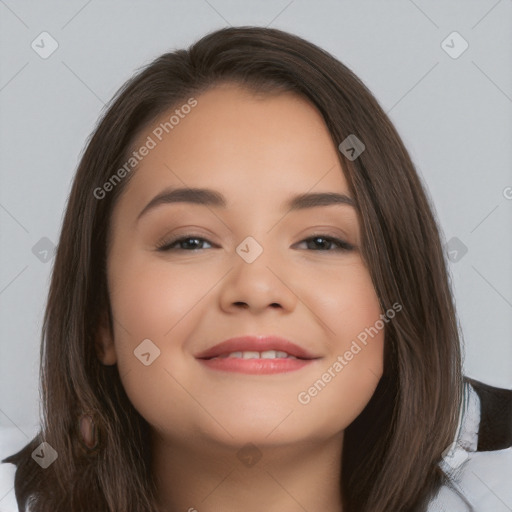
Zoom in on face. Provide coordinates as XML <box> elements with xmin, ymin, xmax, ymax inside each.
<box><xmin>96</xmin><ymin>83</ymin><xmax>385</xmax><ymax>450</ymax></box>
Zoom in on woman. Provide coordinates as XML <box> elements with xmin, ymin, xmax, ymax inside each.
<box><xmin>3</xmin><ymin>26</ymin><xmax>510</xmax><ymax>512</ymax></box>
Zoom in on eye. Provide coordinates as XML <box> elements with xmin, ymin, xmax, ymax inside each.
<box><xmin>155</xmin><ymin>233</ymin><xmax>354</xmax><ymax>252</ymax></box>
<box><xmin>295</xmin><ymin>234</ymin><xmax>354</xmax><ymax>252</ymax></box>
<box><xmin>155</xmin><ymin>235</ymin><xmax>214</xmax><ymax>252</ymax></box>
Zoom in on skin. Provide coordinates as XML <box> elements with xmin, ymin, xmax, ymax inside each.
<box><xmin>95</xmin><ymin>83</ymin><xmax>385</xmax><ymax>512</ymax></box>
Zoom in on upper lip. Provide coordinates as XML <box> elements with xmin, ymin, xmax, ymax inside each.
<box><xmin>195</xmin><ymin>335</ymin><xmax>319</xmax><ymax>360</ymax></box>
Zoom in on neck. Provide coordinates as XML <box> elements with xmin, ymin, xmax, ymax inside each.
<box><xmin>150</xmin><ymin>431</ymin><xmax>344</xmax><ymax>512</ymax></box>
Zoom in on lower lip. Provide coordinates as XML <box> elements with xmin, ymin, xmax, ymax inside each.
<box><xmin>197</xmin><ymin>357</ymin><xmax>314</xmax><ymax>374</ymax></box>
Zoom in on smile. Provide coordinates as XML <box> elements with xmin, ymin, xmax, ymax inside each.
<box><xmin>195</xmin><ymin>335</ymin><xmax>321</xmax><ymax>374</ymax></box>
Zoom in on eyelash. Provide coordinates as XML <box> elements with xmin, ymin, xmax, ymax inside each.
<box><xmin>155</xmin><ymin>233</ymin><xmax>354</xmax><ymax>253</ymax></box>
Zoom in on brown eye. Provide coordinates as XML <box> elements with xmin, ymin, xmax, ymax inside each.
<box><xmin>155</xmin><ymin>235</ymin><xmax>214</xmax><ymax>251</ymax></box>
<box><xmin>154</xmin><ymin>233</ymin><xmax>354</xmax><ymax>253</ymax></box>
<box><xmin>296</xmin><ymin>235</ymin><xmax>354</xmax><ymax>252</ymax></box>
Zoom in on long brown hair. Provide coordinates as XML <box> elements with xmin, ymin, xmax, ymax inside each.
<box><xmin>3</xmin><ymin>26</ymin><xmax>463</xmax><ymax>511</ymax></box>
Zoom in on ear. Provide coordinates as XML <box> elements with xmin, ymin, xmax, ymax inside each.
<box><xmin>94</xmin><ymin>310</ymin><xmax>117</xmax><ymax>366</ymax></box>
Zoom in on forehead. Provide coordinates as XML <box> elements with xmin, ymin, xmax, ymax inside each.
<box><xmin>115</xmin><ymin>83</ymin><xmax>352</xmax><ymax>215</ymax></box>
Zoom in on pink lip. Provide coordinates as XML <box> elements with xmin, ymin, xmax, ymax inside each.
<box><xmin>195</xmin><ymin>335</ymin><xmax>317</xmax><ymax>359</ymax></box>
<box><xmin>195</xmin><ymin>335</ymin><xmax>320</xmax><ymax>375</ymax></box>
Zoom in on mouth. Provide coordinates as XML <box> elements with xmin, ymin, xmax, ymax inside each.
<box><xmin>195</xmin><ymin>335</ymin><xmax>321</xmax><ymax>374</ymax></box>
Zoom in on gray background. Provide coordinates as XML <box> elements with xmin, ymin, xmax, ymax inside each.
<box><xmin>1</xmin><ymin>0</ymin><xmax>511</xmax><ymax>443</ymax></box>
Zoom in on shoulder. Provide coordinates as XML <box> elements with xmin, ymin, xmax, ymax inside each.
<box><xmin>427</xmin><ymin>376</ymin><xmax>512</xmax><ymax>512</ymax></box>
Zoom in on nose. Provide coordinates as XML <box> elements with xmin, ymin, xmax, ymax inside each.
<box><xmin>218</xmin><ymin>240</ymin><xmax>298</xmax><ymax>315</ymax></box>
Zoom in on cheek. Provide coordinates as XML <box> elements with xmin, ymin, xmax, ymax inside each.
<box><xmin>302</xmin><ymin>261</ymin><xmax>382</xmax><ymax>348</ymax></box>
<box><xmin>294</xmin><ymin>262</ymin><xmax>384</xmax><ymax>429</ymax></box>
<box><xmin>106</xmin><ymin>256</ymin><xmax>217</xmax><ymax>434</ymax></box>
<box><xmin>331</xmin><ymin>264</ymin><xmax>384</xmax><ymax>379</ymax></box>
<box><xmin>108</xmin><ymin>255</ymin><xmax>214</xmax><ymax>344</ymax></box>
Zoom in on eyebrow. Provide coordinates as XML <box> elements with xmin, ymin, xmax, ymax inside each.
<box><xmin>137</xmin><ymin>187</ymin><xmax>356</xmax><ymax>221</ymax></box>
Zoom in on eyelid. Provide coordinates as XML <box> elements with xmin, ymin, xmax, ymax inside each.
<box><xmin>154</xmin><ymin>233</ymin><xmax>215</xmax><ymax>251</ymax></box>
<box><xmin>154</xmin><ymin>226</ymin><xmax>218</xmax><ymax>249</ymax></box>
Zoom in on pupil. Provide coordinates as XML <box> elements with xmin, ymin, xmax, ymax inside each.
<box><xmin>314</xmin><ymin>237</ymin><xmax>327</xmax><ymax>249</ymax></box>
<box><xmin>185</xmin><ymin>238</ymin><xmax>199</xmax><ymax>249</ymax></box>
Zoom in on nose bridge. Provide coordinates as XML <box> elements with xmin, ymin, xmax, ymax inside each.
<box><xmin>219</xmin><ymin>232</ymin><xmax>295</xmax><ymax>311</ymax></box>
<box><xmin>235</xmin><ymin>234</ymin><xmax>268</xmax><ymax>265</ymax></box>
<box><xmin>229</xmin><ymin>208</ymin><xmax>279</xmax><ymax>265</ymax></box>
<box><xmin>232</xmin><ymin>233</ymin><xmax>282</xmax><ymax>286</ymax></box>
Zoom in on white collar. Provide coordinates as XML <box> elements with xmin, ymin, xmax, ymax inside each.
<box><xmin>456</xmin><ymin>380</ymin><xmax>481</xmax><ymax>452</ymax></box>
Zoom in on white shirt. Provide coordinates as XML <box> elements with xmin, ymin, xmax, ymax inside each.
<box><xmin>427</xmin><ymin>380</ymin><xmax>512</xmax><ymax>511</ymax></box>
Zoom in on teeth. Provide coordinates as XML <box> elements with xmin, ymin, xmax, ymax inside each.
<box><xmin>242</xmin><ymin>351</ymin><xmax>259</xmax><ymax>359</ymax></box>
<box><xmin>215</xmin><ymin>350</ymin><xmax>297</xmax><ymax>360</ymax></box>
